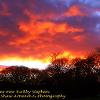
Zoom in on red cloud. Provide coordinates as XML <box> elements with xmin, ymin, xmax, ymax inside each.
<box><xmin>73</xmin><ymin>35</ymin><xmax>86</xmax><ymax>42</ymax></box>
<box><xmin>0</xmin><ymin>2</ymin><xmax>10</xmax><ymax>16</ymax></box>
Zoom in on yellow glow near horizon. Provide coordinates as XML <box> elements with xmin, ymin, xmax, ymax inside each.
<box><xmin>0</xmin><ymin>57</ymin><xmax>50</xmax><ymax>70</ymax></box>
<box><xmin>0</xmin><ymin>53</ymin><xmax>86</xmax><ymax>70</ymax></box>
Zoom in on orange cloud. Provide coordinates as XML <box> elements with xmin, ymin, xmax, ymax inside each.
<box><xmin>65</xmin><ymin>5</ymin><xmax>86</xmax><ymax>16</ymax></box>
<box><xmin>19</xmin><ymin>21</ymin><xmax>84</xmax><ymax>35</ymax></box>
<box><xmin>9</xmin><ymin>21</ymin><xmax>84</xmax><ymax>46</ymax></box>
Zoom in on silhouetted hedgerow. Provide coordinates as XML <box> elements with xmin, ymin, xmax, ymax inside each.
<box><xmin>0</xmin><ymin>50</ymin><xmax>100</xmax><ymax>99</ymax></box>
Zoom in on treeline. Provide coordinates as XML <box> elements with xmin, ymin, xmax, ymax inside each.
<box><xmin>0</xmin><ymin>50</ymin><xmax>99</xmax><ymax>99</ymax></box>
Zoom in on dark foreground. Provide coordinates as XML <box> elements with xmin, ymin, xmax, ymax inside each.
<box><xmin>0</xmin><ymin>53</ymin><xmax>100</xmax><ymax>99</ymax></box>
<box><xmin>0</xmin><ymin>66</ymin><xmax>100</xmax><ymax>100</ymax></box>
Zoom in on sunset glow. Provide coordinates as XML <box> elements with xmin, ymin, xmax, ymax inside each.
<box><xmin>0</xmin><ymin>51</ymin><xmax>86</xmax><ymax>70</ymax></box>
<box><xmin>0</xmin><ymin>52</ymin><xmax>85</xmax><ymax>70</ymax></box>
<box><xmin>0</xmin><ymin>57</ymin><xmax>50</xmax><ymax>70</ymax></box>
<box><xmin>0</xmin><ymin>0</ymin><xmax>99</xmax><ymax>69</ymax></box>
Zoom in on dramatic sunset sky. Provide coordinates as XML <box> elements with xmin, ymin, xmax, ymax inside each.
<box><xmin>0</xmin><ymin>0</ymin><xmax>100</xmax><ymax>69</ymax></box>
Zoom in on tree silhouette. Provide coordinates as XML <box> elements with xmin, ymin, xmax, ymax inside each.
<box><xmin>47</xmin><ymin>53</ymin><xmax>69</xmax><ymax>75</ymax></box>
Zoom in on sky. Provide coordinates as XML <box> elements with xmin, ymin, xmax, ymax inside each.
<box><xmin>0</xmin><ymin>0</ymin><xmax>100</xmax><ymax>69</ymax></box>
